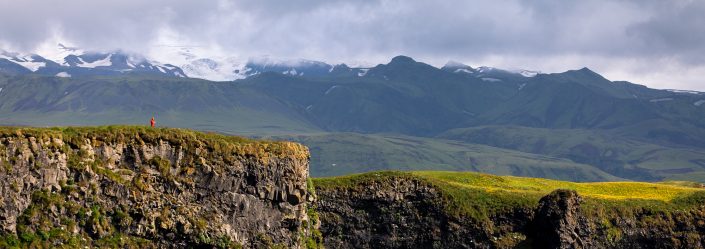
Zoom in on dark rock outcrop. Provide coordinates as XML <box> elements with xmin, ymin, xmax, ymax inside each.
<box><xmin>315</xmin><ymin>174</ymin><xmax>705</xmax><ymax>249</ymax></box>
<box><xmin>531</xmin><ymin>189</ymin><xmax>590</xmax><ymax>249</ymax></box>
<box><xmin>0</xmin><ymin>127</ymin><xmax>318</xmax><ymax>248</ymax></box>
<box><xmin>531</xmin><ymin>190</ymin><xmax>705</xmax><ymax>249</ymax></box>
<box><xmin>314</xmin><ymin>173</ymin><xmax>533</xmax><ymax>248</ymax></box>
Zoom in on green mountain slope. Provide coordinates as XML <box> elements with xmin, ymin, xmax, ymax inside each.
<box><xmin>269</xmin><ymin>132</ymin><xmax>621</xmax><ymax>181</ymax></box>
<box><xmin>438</xmin><ymin>126</ymin><xmax>705</xmax><ymax>181</ymax></box>
<box><xmin>239</xmin><ymin>56</ymin><xmax>519</xmax><ymax>135</ymax></box>
<box><xmin>2</xmin><ymin>55</ymin><xmax>705</xmax><ymax>182</ymax></box>
<box><xmin>0</xmin><ymin>74</ymin><xmax>319</xmax><ymax>134</ymax></box>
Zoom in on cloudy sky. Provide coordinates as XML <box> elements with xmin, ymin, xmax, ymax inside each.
<box><xmin>1</xmin><ymin>0</ymin><xmax>704</xmax><ymax>90</ymax></box>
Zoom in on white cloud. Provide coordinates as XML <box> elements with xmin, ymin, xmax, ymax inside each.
<box><xmin>0</xmin><ymin>0</ymin><xmax>703</xmax><ymax>90</ymax></box>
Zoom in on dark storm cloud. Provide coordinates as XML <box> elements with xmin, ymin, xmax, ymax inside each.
<box><xmin>0</xmin><ymin>0</ymin><xmax>703</xmax><ymax>89</ymax></box>
<box><xmin>0</xmin><ymin>0</ymin><xmax>220</xmax><ymax>52</ymax></box>
<box><xmin>626</xmin><ymin>0</ymin><xmax>705</xmax><ymax>63</ymax></box>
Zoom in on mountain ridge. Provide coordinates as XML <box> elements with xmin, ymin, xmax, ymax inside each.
<box><xmin>1</xmin><ymin>53</ymin><xmax>705</xmax><ymax>182</ymax></box>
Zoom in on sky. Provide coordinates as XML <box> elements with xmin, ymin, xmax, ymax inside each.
<box><xmin>0</xmin><ymin>0</ymin><xmax>704</xmax><ymax>90</ymax></box>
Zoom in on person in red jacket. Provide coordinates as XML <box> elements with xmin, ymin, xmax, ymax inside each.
<box><xmin>150</xmin><ymin>116</ymin><xmax>156</xmax><ymax>127</ymax></box>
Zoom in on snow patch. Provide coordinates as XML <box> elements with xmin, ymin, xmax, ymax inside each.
<box><xmin>357</xmin><ymin>68</ymin><xmax>369</xmax><ymax>77</ymax></box>
<box><xmin>6</xmin><ymin>55</ymin><xmax>46</xmax><ymax>72</ymax></box>
<box><xmin>454</xmin><ymin>68</ymin><xmax>474</xmax><ymax>74</ymax></box>
<box><xmin>650</xmin><ymin>98</ymin><xmax>673</xmax><ymax>103</ymax></box>
<box><xmin>666</xmin><ymin>89</ymin><xmax>702</xmax><ymax>95</ymax></box>
<box><xmin>695</xmin><ymin>100</ymin><xmax>705</xmax><ymax>106</ymax></box>
<box><xmin>306</xmin><ymin>105</ymin><xmax>313</xmax><ymax>111</ymax></box>
<box><xmin>55</xmin><ymin>72</ymin><xmax>71</xmax><ymax>78</ymax></box>
<box><xmin>250</xmin><ymin>56</ymin><xmax>328</xmax><ymax>68</ymax></box>
<box><xmin>477</xmin><ymin>66</ymin><xmax>495</xmax><ymax>73</ymax></box>
<box><xmin>38</xmin><ymin>43</ymin><xmax>84</xmax><ymax>65</ymax></box>
<box><xmin>481</xmin><ymin>77</ymin><xmax>501</xmax><ymax>82</ymax></box>
<box><xmin>518</xmin><ymin>83</ymin><xmax>526</xmax><ymax>90</ymax></box>
<box><xmin>14</xmin><ymin>59</ymin><xmax>45</xmax><ymax>72</ymax></box>
<box><xmin>518</xmin><ymin>70</ymin><xmax>539</xmax><ymax>77</ymax></box>
<box><xmin>0</xmin><ymin>87</ymin><xmax>3</xmax><ymax>93</ymax></box>
<box><xmin>76</xmin><ymin>54</ymin><xmax>113</xmax><ymax>68</ymax></box>
<box><xmin>444</xmin><ymin>60</ymin><xmax>468</xmax><ymax>68</ymax></box>
<box><xmin>325</xmin><ymin>85</ymin><xmax>339</xmax><ymax>95</ymax></box>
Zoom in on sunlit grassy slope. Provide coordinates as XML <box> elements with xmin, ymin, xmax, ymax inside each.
<box><xmin>412</xmin><ymin>171</ymin><xmax>703</xmax><ymax>202</ymax></box>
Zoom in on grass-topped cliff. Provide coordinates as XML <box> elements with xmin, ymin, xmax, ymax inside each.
<box><xmin>2</xmin><ymin>126</ymin><xmax>704</xmax><ymax>248</ymax></box>
<box><xmin>0</xmin><ymin>126</ymin><xmax>317</xmax><ymax>248</ymax></box>
<box><xmin>314</xmin><ymin>171</ymin><xmax>705</xmax><ymax>248</ymax></box>
<box><xmin>0</xmin><ymin>126</ymin><xmax>309</xmax><ymax>162</ymax></box>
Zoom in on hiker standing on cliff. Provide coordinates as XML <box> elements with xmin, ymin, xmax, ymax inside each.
<box><xmin>150</xmin><ymin>116</ymin><xmax>156</xmax><ymax>127</ymax></box>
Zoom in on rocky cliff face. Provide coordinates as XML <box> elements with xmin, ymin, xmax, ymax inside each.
<box><xmin>0</xmin><ymin>127</ymin><xmax>319</xmax><ymax>248</ymax></box>
<box><xmin>2</xmin><ymin>127</ymin><xmax>704</xmax><ymax>249</ymax></box>
<box><xmin>314</xmin><ymin>173</ymin><xmax>532</xmax><ymax>248</ymax></box>
<box><xmin>532</xmin><ymin>189</ymin><xmax>705</xmax><ymax>249</ymax></box>
<box><xmin>314</xmin><ymin>173</ymin><xmax>705</xmax><ymax>249</ymax></box>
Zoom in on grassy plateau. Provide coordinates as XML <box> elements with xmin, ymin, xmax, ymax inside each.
<box><xmin>314</xmin><ymin>171</ymin><xmax>705</xmax><ymax>222</ymax></box>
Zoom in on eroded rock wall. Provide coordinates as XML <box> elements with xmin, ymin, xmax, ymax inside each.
<box><xmin>315</xmin><ymin>176</ymin><xmax>705</xmax><ymax>249</ymax></box>
<box><xmin>314</xmin><ymin>175</ymin><xmax>532</xmax><ymax>248</ymax></box>
<box><xmin>0</xmin><ymin>127</ymin><xmax>316</xmax><ymax>248</ymax></box>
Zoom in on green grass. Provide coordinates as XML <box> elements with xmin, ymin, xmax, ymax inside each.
<box><xmin>412</xmin><ymin>171</ymin><xmax>702</xmax><ymax>202</ymax></box>
<box><xmin>0</xmin><ymin>125</ymin><xmax>309</xmax><ymax>162</ymax></box>
<box><xmin>271</xmin><ymin>132</ymin><xmax>621</xmax><ymax>181</ymax></box>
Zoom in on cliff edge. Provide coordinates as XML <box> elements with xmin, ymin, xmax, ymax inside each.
<box><xmin>0</xmin><ymin>126</ymin><xmax>320</xmax><ymax>248</ymax></box>
<box><xmin>314</xmin><ymin>171</ymin><xmax>705</xmax><ymax>248</ymax></box>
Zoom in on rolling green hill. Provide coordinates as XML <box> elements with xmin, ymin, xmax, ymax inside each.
<box><xmin>438</xmin><ymin>126</ymin><xmax>705</xmax><ymax>181</ymax></box>
<box><xmin>269</xmin><ymin>133</ymin><xmax>621</xmax><ymax>181</ymax></box>
<box><xmin>0</xmin><ymin>74</ymin><xmax>319</xmax><ymax>134</ymax></box>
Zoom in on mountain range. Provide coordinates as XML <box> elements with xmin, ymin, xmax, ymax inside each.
<box><xmin>1</xmin><ymin>44</ymin><xmax>539</xmax><ymax>81</ymax></box>
<box><xmin>0</xmin><ymin>44</ymin><xmax>368</xmax><ymax>80</ymax></box>
<box><xmin>1</xmin><ymin>45</ymin><xmax>704</xmax><ymax>182</ymax></box>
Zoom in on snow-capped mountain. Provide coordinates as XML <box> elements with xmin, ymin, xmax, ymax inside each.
<box><xmin>442</xmin><ymin>61</ymin><xmax>539</xmax><ymax>78</ymax></box>
<box><xmin>0</xmin><ymin>51</ymin><xmax>56</xmax><ymax>74</ymax></box>
<box><xmin>2</xmin><ymin>44</ymin><xmax>358</xmax><ymax>81</ymax></box>
<box><xmin>0</xmin><ymin>44</ymin><xmax>186</xmax><ymax>78</ymax></box>
<box><xmin>148</xmin><ymin>46</ymin><xmax>249</xmax><ymax>81</ymax></box>
<box><xmin>1</xmin><ymin>44</ymin><xmax>541</xmax><ymax>82</ymax></box>
<box><xmin>152</xmin><ymin>46</ymin><xmax>358</xmax><ymax>81</ymax></box>
<box><xmin>246</xmin><ymin>57</ymin><xmax>333</xmax><ymax>76</ymax></box>
<box><xmin>441</xmin><ymin>60</ymin><xmax>476</xmax><ymax>74</ymax></box>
